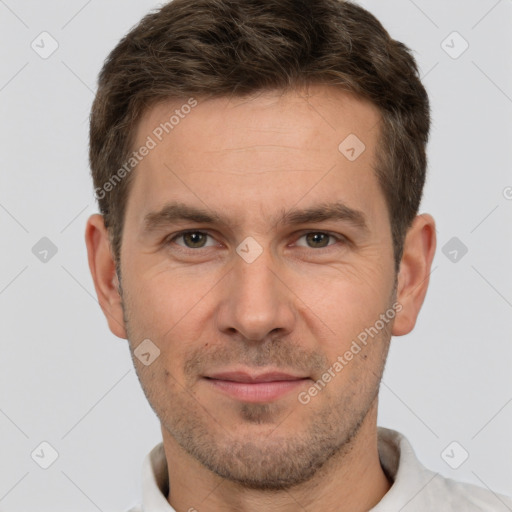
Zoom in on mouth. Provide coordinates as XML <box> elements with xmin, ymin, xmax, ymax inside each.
<box><xmin>203</xmin><ymin>370</ymin><xmax>311</xmax><ymax>403</ymax></box>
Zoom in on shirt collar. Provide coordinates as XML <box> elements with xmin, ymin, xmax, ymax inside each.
<box><xmin>137</xmin><ymin>427</ymin><xmax>436</xmax><ymax>512</ymax></box>
<box><xmin>141</xmin><ymin>442</ymin><xmax>174</xmax><ymax>511</ymax></box>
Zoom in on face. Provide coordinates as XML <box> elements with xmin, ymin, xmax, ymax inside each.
<box><xmin>103</xmin><ymin>85</ymin><xmax>402</xmax><ymax>488</ymax></box>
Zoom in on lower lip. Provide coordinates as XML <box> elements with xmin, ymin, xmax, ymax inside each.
<box><xmin>205</xmin><ymin>378</ymin><xmax>309</xmax><ymax>403</ymax></box>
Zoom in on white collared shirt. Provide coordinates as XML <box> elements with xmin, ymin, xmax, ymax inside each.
<box><xmin>126</xmin><ymin>427</ymin><xmax>512</xmax><ymax>511</ymax></box>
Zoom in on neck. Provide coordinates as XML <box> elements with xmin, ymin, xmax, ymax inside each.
<box><xmin>161</xmin><ymin>401</ymin><xmax>392</xmax><ymax>512</ymax></box>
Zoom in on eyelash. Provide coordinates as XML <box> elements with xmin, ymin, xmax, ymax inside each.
<box><xmin>164</xmin><ymin>230</ymin><xmax>348</xmax><ymax>252</ymax></box>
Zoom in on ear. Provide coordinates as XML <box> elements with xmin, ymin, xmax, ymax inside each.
<box><xmin>85</xmin><ymin>214</ymin><xmax>127</xmax><ymax>339</ymax></box>
<box><xmin>392</xmin><ymin>213</ymin><xmax>436</xmax><ymax>336</ymax></box>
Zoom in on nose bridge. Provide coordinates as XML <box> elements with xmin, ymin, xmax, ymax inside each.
<box><xmin>217</xmin><ymin>243</ymin><xmax>295</xmax><ymax>341</ymax></box>
<box><xmin>236</xmin><ymin>247</ymin><xmax>277</xmax><ymax>302</ymax></box>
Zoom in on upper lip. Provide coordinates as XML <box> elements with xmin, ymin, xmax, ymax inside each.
<box><xmin>205</xmin><ymin>371</ymin><xmax>308</xmax><ymax>383</ymax></box>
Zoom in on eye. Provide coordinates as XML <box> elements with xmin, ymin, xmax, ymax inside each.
<box><xmin>165</xmin><ymin>230</ymin><xmax>347</xmax><ymax>252</ymax></box>
<box><xmin>295</xmin><ymin>232</ymin><xmax>344</xmax><ymax>249</ymax></box>
<box><xmin>168</xmin><ymin>231</ymin><xmax>217</xmax><ymax>249</ymax></box>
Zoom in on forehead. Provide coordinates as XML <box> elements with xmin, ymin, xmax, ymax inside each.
<box><xmin>136</xmin><ymin>85</ymin><xmax>380</xmax><ymax>154</ymax></box>
<box><xmin>125</xmin><ymin>85</ymin><xmax>385</xmax><ymax>231</ymax></box>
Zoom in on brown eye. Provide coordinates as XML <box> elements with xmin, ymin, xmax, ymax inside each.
<box><xmin>183</xmin><ymin>232</ymin><xmax>207</xmax><ymax>248</ymax></box>
<box><xmin>305</xmin><ymin>232</ymin><xmax>330</xmax><ymax>248</ymax></box>
<box><xmin>171</xmin><ymin>231</ymin><xmax>214</xmax><ymax>249</ymax></box>
<box><xmin>295</xmin><ymin>232</ymin><xmax>340</xmax><ymax>249</ymax></box>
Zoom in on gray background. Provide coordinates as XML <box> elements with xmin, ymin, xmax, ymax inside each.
<box><xmin>0</xmin><ymin>0</ymin><xmax>511</xmax><ymax>510</ymax></box>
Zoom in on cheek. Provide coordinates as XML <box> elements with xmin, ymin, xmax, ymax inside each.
<box><xmin>291</xmin><ymin>262</ymin><xmax>393</xmax><ymax>346</ymax></box>
<box><xmin>122</xmin><ymin>265</ymin><xmax>222</xmax><ymax>376</ymax></box>
<box><xmin>123</xmin><ymin>261</ymin><xmax>214</xmax><ymax>331</ymax></box>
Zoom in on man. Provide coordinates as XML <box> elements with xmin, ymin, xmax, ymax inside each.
<box><xmin>85</xmin><ymin>0</ymin><xmax>512</xmax><ymax>510</ymax></box>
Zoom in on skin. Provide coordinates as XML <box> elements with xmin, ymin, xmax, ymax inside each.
<box><xmin>86</xmin><ymin>84</ymin><xmax>436</xmax><ymax>512</ymax></box>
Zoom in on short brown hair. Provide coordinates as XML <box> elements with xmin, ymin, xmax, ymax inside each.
<box><xmin>89</xmin><ymin>0</ymin><xmax>430</xmax><ymax>272</ymax></box>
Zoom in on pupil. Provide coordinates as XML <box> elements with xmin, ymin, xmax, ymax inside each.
<box><xmin>308</xmin><ymin>233</ymin><xmax>328</xmax><ymax>247</ymax></box>
<box><xmin>186</xmin><ymin>232</ymin><xmax>205</xmax><ymax>247</ymax></box>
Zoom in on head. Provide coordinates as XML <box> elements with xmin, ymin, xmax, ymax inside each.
<box><xmin>86</xmin><ymin>0</ymin><xmax>436</xmax><ymax>491</ymax></box>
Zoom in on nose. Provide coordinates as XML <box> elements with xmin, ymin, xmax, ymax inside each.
<box><xmin>215</xmin><ymin>246</ymin><xmax>296</xmax><ymax>342</ymax></box>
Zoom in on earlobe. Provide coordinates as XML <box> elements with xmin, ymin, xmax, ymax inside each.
<box><xmin>392</xmin><ymin>214</ymin><xmax>436</xmax><ymax>337</ymax></box>
<box><xmin>85</xmin><ymin>214</ymin><xmax>127</xmax><ymax>339</ymax></box>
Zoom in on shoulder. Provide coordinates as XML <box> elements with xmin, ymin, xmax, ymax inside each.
<box><xmin>376</xmin><ymin>427</ymin><xmax>512</xmax><ymax>511</ymax></box>
<box><xmin>426</xmin><ymin>473</ymin><xmax>512</xmax><ymax>511</ymax></box>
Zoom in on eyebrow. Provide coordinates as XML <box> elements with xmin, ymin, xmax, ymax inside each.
<box><xmin>142</xmin><ymin>201</ymin><xmax>369</xmax><ymax>234</ymax></box>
